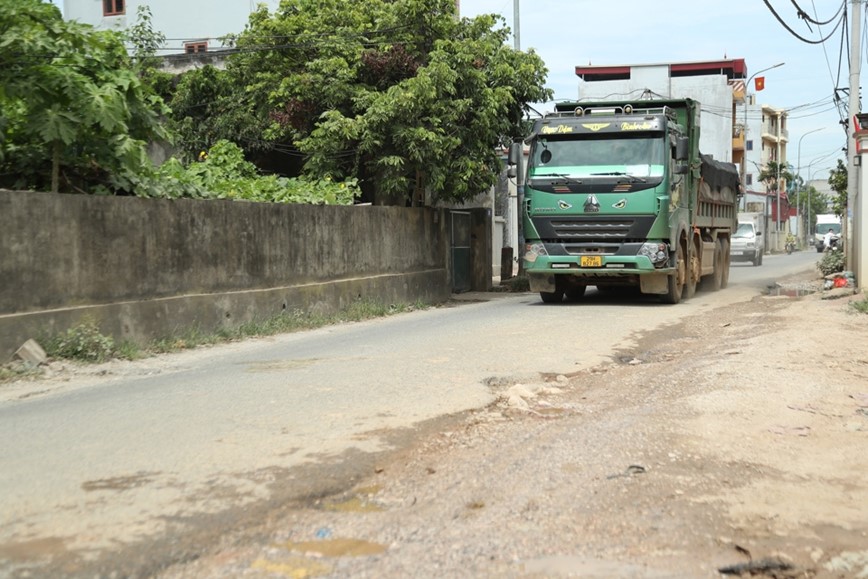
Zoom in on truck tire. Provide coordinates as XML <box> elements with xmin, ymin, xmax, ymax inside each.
<box><xmin>662</xmin><ymin>241</ymin><xmax>685</xmax><ymax>304</ymax></box>
<box><xmin>685</xmin><ymin>238</ymin><xmax>699</xmax><ymax>299</ymax></box>
<box><xmin>720</xmin><ymin>238</ymin><xmax>731</xmax><ymax>289</ymax></box>
<box><xmin>540</xmin><ymin>291</ymin><xmax>563</xmax><ymax>303</ymax></box>
<box><xmin>565</xmin><ymin>287</ymin><xmax>586</xmax><ymax>301</ymax></box>
<box><xmin>698</xmin><ymin>239</ymin><xmax>724</xmax><ymax>291</ymax></box>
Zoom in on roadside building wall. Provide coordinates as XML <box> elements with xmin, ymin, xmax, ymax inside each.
<box><xmin>0</xmin><ymin>190</ymin><xmax>456</xmax><ymax>360</ymax></box>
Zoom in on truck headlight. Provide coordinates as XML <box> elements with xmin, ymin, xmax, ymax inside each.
<box><xmin>639</xmin><ymin>242</ymin><xmax>669</xmax><ymax>266</ymax></box>
<box><xmin>524</xmin><ymin>242</ymin><xmax>548</xmax><ymax>263</ymax></box>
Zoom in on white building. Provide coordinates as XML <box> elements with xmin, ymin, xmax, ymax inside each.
<box><xmin>63</xmin><ymin>0</ymin><xmax>281</xmax><ymax>55</ymax></box>
<box><xmin>574</xmin><ymin>60</ymin><xmax>744</xmax><ymax>163</ymax></box>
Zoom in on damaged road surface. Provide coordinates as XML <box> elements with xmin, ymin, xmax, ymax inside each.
<box><xmin>5</xmin><ymin>253</ymin><xmax>867</xmax><ymax>578</ymax></box>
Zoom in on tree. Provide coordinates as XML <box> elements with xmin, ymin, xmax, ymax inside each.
<box><xmin>0</xmin><ymin>0</ymin><xmax>169</xmax><ymax>194</ymax></box>
<box><xmin>167</xmin><ymin>0</ymin><xmax>552</xmax><ymax>205</ymax></box>
<box><xmin>757</xmin><ymin>160</ymin><xmax>795</xmax><ymax>194</ymax></box>
<box><xmin>827</xmin><ymin>158</ymin><xmax>847</xmax><ymax>217</ymax></box>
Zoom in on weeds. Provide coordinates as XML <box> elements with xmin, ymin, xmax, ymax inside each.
<box><xmin>12</xmin><ymin>299</ymin><xmax>429</xmax><ymax>374</ymax></box>
<box><xmin>817</xmin><ymin>251</ymin><xmax>845</xmax><ymax>276</ymax></box>
<box><xmin>850</xmin><ymin>293</ymin><xmax>868</xmax><ymax>315</ymax></box>
<box><xmin>42</xmin><ymin>319</ymin><xmax>132</xmax><ymax>363</ymax></box>
<box><xmin>137</xmin><ymin>299</ymin><xmax>427</xmax><ymax>356</ymax></box>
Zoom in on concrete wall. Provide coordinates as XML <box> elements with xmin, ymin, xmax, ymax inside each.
<box><xmin>0</xmin><ymin>190</ymin><xmax>453</xmax><ymax>360</ymax></box>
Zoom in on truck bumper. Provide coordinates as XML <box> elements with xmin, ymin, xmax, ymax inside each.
<box><xmin>524</xmin><ymin>255</ymin><xmax>671</xmax><ymax>294</ymax></box>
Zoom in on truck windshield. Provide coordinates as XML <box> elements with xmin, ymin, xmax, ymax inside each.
<box><xmin>530</xmin><ymin>135</ymin><xmax>665</xmax><ymax>179</ymax></box>
<box><xmin>818</xmin><ymin>223</ymin><xmax>841</xmax><ymax>234</ymax></box>
<box><xmin>734</xmin><ymin>223</ymin><xmax>755</xmax><ymax>238</ymax></box>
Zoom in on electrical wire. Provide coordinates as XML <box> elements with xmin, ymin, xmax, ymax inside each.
<box><xmin>789</xmin><ymin>0</ymin><xmax>845</xmax><ymax>26</ymax></box>
<box><xmin>763</xmin><ymin>0</ymin><xmax>846</xmax><ymax>44</ymax></box>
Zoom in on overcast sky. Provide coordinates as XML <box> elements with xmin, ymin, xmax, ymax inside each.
<box><xmin>460</xmin><ymin>0</ymin><xmax>855</xmax><ymax>180</ymax></box>
<box><xmin>48</xmin><ymin>0</ymin><xmax>852</xmax><ymax>178</ymax></box>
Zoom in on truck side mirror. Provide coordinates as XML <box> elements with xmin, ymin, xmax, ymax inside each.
<box><xmin>675</xmin><ymin>137</ymin><xmax>689</xmax><ymax>161</ymax></box>
<box><xmin>508</xmin><ymin>143</ymin><xmax>521</xmax><ymax>166</ymax></box>
<box><xmin>507</xmin><ymin>142</ymin><xmax>521</xmax><ymax>178</ymax></box>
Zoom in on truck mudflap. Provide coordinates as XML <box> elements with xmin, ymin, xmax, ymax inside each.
<box><xmin>639</xmin><ymin>273</ymin><xmax>669</xmax><ymax>295</ymax></box>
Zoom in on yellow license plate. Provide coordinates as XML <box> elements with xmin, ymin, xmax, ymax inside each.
<box><xmin>580</xmin><ymin>256</ymin><xmax>602</xmax><ymax>267</ymax></box>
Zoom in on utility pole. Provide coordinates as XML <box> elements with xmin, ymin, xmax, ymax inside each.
<box><xmin>513</xmin><ymin>0</ymin><xmax>520</xmax><ymax>50</ymax></box>
<box><xmin>846</xmin><ymin>0</ymin><xmax>861</xmax><ymax>269</ymax></box>
<box><xmin>508</xmin><ymin>0</ymin><xmax>522</xmax><ymax>275</ymax></box>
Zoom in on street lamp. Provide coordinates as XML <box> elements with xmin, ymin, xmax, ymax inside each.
<box><xmin>797</xmin><ymin>127</ymin><xmax>825</xmax><ymax>242</ymax></box>
<box><xmin>741</xmin><ymin>62</ymin><xmax>785</xmax><ymax>191</ymax></box>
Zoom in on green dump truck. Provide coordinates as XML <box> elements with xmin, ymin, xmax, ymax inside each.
<box><xmin>515</xmin><ymin>98</ymin><xmax>740</xmax><ymax>304</ymax></box>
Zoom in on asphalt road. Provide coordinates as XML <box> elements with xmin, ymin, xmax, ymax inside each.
<box><xmin>0</xmin><ymin>249</ymin><xmax>822</xmax><ymax>576</ymax></box>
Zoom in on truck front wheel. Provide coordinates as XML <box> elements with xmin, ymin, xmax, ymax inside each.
<box><xmin>540</xmin><ymin>291</ymin><xmax>564</xmax><ymax>303</ymax></box>
<box><xmin>662</xmin><ymin>241</ymin><xmax>685</xmax><ymax>304</ymax></box>
<box><xmin>565</xmin><ymin>286</ymin><xmax>586</xmax><ymax>301</ymax></box>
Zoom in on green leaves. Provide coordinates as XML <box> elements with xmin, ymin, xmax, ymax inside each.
<box><xmin>0</xmin><ymin>0</ymin><xmax>166</xmax><ymax>193</ymax></box>
<box><xmin>151</xmin><ymin>140</ymin><xmax>358</xmax><ymax>204</ymax></box>
<box><xmin>166</xmin><ymin>0</ymin><xmax>552</xmax><ymax>205</ymax></box>
<box><xmin>34</xmin><ymin>106</ymin><xmax>79</xmax><ymax>144</ymax></box>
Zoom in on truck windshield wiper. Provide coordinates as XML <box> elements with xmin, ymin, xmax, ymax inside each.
<box><xmin>531</xmin><ymin>173</ymin><xmax>583</xmax><ymax>185</ymax></box>
<box><xmin>589</xmin><ymin>172</ymin><xmax>647</xmax><ymax>183</ymax></box>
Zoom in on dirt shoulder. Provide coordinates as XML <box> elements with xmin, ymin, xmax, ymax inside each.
<box><xmin>156</xmin><ymin>277</ymin><xmax>868</xmax><ymax>579</ymax></box>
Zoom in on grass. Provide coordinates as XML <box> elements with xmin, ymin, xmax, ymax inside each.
<box><xmin>849</xmin><ymin>292</ymin><xmax>868</xmax><ymax>315</ymax></box>
<box><xmin>0</xmin><ymin>299</ymin><xmax>431</xmax><ymax>382</ymax></box>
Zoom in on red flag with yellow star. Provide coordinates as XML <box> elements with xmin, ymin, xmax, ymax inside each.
<box><xmin>755</xmin><ymin>76</ymin><xmax>765</xmax><ymax>91</ymax></box>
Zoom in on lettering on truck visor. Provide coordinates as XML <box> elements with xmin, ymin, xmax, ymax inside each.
<box><xmin>537</xmin><ymin>119</ymin><xmax>663</xmax><ymax>135</ymax></box>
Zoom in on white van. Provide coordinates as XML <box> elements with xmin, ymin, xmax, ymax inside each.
<box><xmin>814</xmin><ymin>214</ymin><xmax>841</xmax><ymax>252</ymax></box>
<box><xmin>730</xmin><ymin>212</ymin><xmax>764</xmax><ymax>266</ymax></box>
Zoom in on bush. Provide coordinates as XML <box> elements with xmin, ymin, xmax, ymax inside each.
<box><xmin>44</xmin><ymin>320</ymin><xmax>117</xmax><ymax>363</ymax></box>
<box><xmin>817</xmin><ymin>251</ymin><xmax>845</xmax><ymax>276</ymax></box>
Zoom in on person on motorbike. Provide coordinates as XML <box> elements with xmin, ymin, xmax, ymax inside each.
<box><xmin>823</xmin><ymin>228</ymin><xmax>838</xmax><ymax>251</ymax></box>
<box><xmin>785</xmin><ymin>233</ymin><xmax>796</xmax><ymax>253</ymax></box>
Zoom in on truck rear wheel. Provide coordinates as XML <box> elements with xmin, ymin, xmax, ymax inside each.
<box><xmin>699</xmin><ymin>239</ymin><xmax>723</xmax><ymax>291</ymax></box>
<box><xmin>720</xmin><ymin>238</ymin><xmax>731</xmax><ymax>288</ymax></box>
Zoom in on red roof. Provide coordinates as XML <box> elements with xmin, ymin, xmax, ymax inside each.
<box><xmin>575</xmin><ymin>58</ymin><xmax>748</xmax><ymax>80</ymax></box>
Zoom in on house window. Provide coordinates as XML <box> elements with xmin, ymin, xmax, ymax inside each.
<box><xmin>185</xmin><ymin>42</ymin><xmax>208</xmax><ymax>54</ymax></box>
<box><xmin>103</xmin><ymin>0</ymin><xmax>124</xmax><ymax>16</ymax></box>
<box><xmin>746</xmin><ymin>174</ymin><xmax>753</xmax><ymax>186</ymax></box>
<box><xmin>746</xmin><ymin>140</ymin><xmax>753</xmax><ymax>151</ymax></box>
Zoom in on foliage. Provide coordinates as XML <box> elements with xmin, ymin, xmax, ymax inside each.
<box><xmin>168</xmin><ymin>65</ymin><xmax>272</xmax><ymax>161</ymax></box>
<box><xmin>43</xmin><ymin>320</ymin><xmax>122</xmax><ymax>363</ymax></box>
<box><xmin>154</xmin><ymin>140</ymin><xmax>358</xmax><ymax>204</ymax></box>
<box><xmin>166</xmin><ymin>0</ymin><xmax>552</xmax><ymax>205</ymax></box>
<box><xmin>828</xmin><ymin>158</ymin><xmax>848</xmax><ymax>217</ymax></box>
<box><xmin>817</xmin><ymin>250</ymin><xmax>845</xmax><ymax>276</ymax></box>
<box><xmin>0</xmin><ymin>0</ymin><xmax>170</xmax><ymax>194</ymax></box>
<box><xmin>125</xmin><ymin>5</ymin><xmax>174</xmax><ymax>100</ymax></box>
<box><xmin>757</xmin><ymin>161</ymin><xmax>795</xmax><ymax>192</ymax></box>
